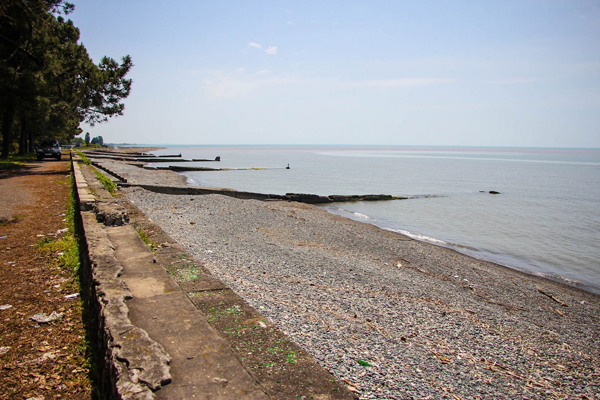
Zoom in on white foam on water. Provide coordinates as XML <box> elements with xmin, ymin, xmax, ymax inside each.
<box><xmin>352</xmin><ymin>212</ymin><xmax>371</xmax><ymax>219</ymax></box>
<box><xmin>384</xmin><ymin>227</ymin><xmax>448</xmax><ymax>245</ymax></box>
<box><xmin>336</xmin><ymin>208</ymin><xmax>371</xmax><ymax>219</ymax></box>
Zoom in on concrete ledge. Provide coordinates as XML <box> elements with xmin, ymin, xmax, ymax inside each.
<box><xmin>72</xmin><ymin>159</ymin><xmax>173</xmax><ymax>399</ymax></box>
<box><xmin>70</xmin><ymin>156</ymin><xmax>269</xmax><ymax>399</ymax></box>
<box><xmin>117</xmin><ymin>183</ymin><xmax>408</xmax><ymax>204</ymax></box>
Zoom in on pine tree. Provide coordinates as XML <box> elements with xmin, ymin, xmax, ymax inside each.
<box><xmin>0</xmin><ymin>1</ymin><xmax>132</xmax><ymax>157</ymax></box>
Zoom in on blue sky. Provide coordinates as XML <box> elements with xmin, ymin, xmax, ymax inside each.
<box><xmin>71</xmin><ymin>0</ymin><xmax>600</xmax><ymax>147</ymax></box>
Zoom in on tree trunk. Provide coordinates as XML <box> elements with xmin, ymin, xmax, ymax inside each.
<box><xmin>28</xmin><ymin>127</ymin><xmax>34</xmax><ymax>153</ymax></box>
<box><xmin>19</xmin><ymin>118</ymin><xmax>28</xmax><ymax>154</ymax></box>
<box><xmin>1</xmin><ymin>98</ymin><xmax>16</xmax><ymax>159</ymax></box>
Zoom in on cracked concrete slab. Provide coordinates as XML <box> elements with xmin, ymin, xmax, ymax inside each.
<box><xmin>107</xmin><ymin>225</ymin><xmax>268</xmax><ymax>399</ymax></box>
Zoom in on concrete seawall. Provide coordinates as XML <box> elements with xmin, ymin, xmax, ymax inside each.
<box><xmin>70</xmin><ymin>154</ymin><xmax>356</xmax><ymax>399</ymax></box>
<box><xmin>72</xmin><ymin>159</ymin><xmax>173</xmax><ymax>399</ymax></box>
<box><xmin>71</xmin><ymin>158</ymin><xmax>271</xmax><ymax>399</ymax></box>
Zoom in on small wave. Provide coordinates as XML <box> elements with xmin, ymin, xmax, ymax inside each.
<box><xmin>352</xmin><ymin>212</ymin><xmax>371</xmax><ymax>219</ymax></box>
<box><xmin>384</xmin><ymin>227</ymin><xmax>447</xmax><ymax>244</ymax></box>
<box><xmin>336</xmin><ymin>208</ymin><xmax>371</xmax><ymax>219</ymax></box>
<box><xmin>181</xmin><ymin>173</ymin><xmax>201</xmax><ymax>187</ymax></box>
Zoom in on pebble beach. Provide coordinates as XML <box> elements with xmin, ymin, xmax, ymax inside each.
<box><xmin>102</xmin><ymin>155</ymin><xmax>599</xmax><ymax>399</ymax></box>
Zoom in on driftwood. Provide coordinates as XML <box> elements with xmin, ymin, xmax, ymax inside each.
<box><xmin>537</xmin><ymin>287</ymin><xmax>568</xmax><ymax>307</ymax></box>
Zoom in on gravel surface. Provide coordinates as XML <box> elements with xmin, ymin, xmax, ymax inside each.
<box><xmin>120</xmin><ymin>184</ymin><xmax>600</xmax><ymax>400</ymax></box>
<box><xmin>95</xmin><ymin>159</ymin><xmax>188</xmax><ymax>187</ymax></box>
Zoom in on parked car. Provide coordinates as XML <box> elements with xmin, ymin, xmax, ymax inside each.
<box><xmin>36</xmin><ymin>139</ymin><xmax>62</xmax><ymax>161</ymax></box>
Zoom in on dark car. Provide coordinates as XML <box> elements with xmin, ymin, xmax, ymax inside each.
<box><xmin>36</xmin><ymin>139</ymin><xmax>62</xmax><ymax>161</ymax></box>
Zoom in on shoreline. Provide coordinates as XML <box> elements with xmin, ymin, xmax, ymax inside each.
<box><xmin>97</xmin><ymin>149</ymin><xmax>598</xmax><ymax>294</ymax></box>
<box><xmin>323</xmin><ymin>206</ymin><xmax>600</xmax><ymax>296</ymax></box>
<box><xmin>91</xmin><ymin>152</ymin><xmax>600</xmax><ymax>399</ymax></box>
<box><xmin>121</xmin><ymin>187</ymin><xmax>599</xmax><ymax>399</ymax></box>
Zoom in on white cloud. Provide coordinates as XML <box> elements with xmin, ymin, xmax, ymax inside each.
<box><xmin>248</xmin><ymin>42</ymin><xmax>262</xmax><ymax>49</ymax></box>
<box><xmin>287</xmin><ymin>21</ymin><xmax>295</xmax><ymax>25</ymax></box>
<box><xmin>265</xmin><ymin>46</ymin><xmax>278</xmax><ymax>55</ymax></box>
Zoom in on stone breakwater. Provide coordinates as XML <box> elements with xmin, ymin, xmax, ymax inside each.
<box><xmin>122</xmin><ymin>186</ymin><xmax>600</xmax><ymax>400</ymax></box>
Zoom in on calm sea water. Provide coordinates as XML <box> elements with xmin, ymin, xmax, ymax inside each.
<box><xmin>149</xmin><ymin>146</ymin><xmax>600</xmax><ymax>293</ymax></box>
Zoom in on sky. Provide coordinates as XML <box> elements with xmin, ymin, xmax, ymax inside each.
<box><xmin>70</xmin><ymin>0</ymin><xmax>600</xmax><ymax>147</ymax></box>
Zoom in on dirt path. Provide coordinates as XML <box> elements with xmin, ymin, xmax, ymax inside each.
<box><xmin>0</xmin><ymin>160</ymin><xmax>91</xmax><ymax>399</ymax></box>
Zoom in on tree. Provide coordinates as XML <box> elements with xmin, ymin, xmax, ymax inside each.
<box><xmin>84</xmin><ymin>132</ymin><xmax>90</xmax><ymax>145</ymax></box>
<box><xmin>90</xmin><ymin>135</ymin><xmax>103</xmax><ymax>146</ymax></box>
<box><xmin>0</xmin><ymin>0</ymin><xmax>132</xmax><ymax>158</ymax></box>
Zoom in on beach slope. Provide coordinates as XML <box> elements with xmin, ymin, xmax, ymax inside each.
<box><xmin>122</xmin><ymin>184</ymin><xmax>599</xmax><ymax>399</ymax></box>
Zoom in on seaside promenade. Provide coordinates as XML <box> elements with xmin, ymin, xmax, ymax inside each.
<box><xmin>78</xmin><ymin>148</ymin><xmax>600</xmax><ymax>399</ymax></box>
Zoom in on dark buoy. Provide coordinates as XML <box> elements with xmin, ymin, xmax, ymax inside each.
<box><xmin>489</xmin><ymin>190</ymin><xmax>500</xmax><ymax>194</ymax></box>
<box><xmin>215</xmin><ymin>156</ymin><xmax>221</xmax><ymax>161</ymax></box>
<box><xmin>286</xmin><ymin>163</ymin><xmax>290</xmax><ymax>169</ymax></box>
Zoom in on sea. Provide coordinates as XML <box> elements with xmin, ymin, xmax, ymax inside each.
<box><xmin>146</xmin><ymin>145</ymin><xmax>600</xmax><ymax>294</ymax></box>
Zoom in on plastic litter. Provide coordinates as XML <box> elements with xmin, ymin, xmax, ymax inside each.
<box><xmin>64</xmin><ymin>293</ymin><xmax>79</xmax><ymax>299</ymax></box>
<box><xmin>30</xmin><ymin>311</ymin><xmax>64</xmax><ymax>324</ymax></box>
<box><xmin>0</xmin><ymin>304</ymin><xmax>12</xmax><ymax>311</ymax></box>
<box><xmin>0</xmin><ymin>346</ymin><xmax>10</xmax><ymax>355</ymax></box>
<box><xmin>0</xmin><ymin>236</ymin><xmax>7</xmax><ymax>239</ymax></box>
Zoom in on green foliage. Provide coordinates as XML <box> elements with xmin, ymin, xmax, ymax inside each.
<box><xmin>74</xmin><ymin>149</ymin><xmax>91</xmax><ymax>164</ymax></box>
<box><xmin>35</xmin><ymin>172</ymin><xmax>80</xmax><ymax>276</ymax></box>
<box><xmin>136</xmin><ymin>227</ymin><xmax>158</xmax><ymax>251</ymax></box>
<box><xmin>90</xmin><ymin>136</ymin><xmax>104</xmax><ymax>146</ymax></box>
<box><xmin>93</xmin><ymin>170</ymin><xmax>116</xmax><ymax>196</ymax></box>
<box><xmin>225</xmin><ymin>305</ymin><xmax>243</xmax><ymax>315</ymax></box>
<box><xmin>286</xmin><ymin>351</ymin><xmax>298</xmax><ymax>364</ymax></box>
<box><xmin>0</xmin><ymin>152</ymin><xmax>36</xmax><ymax>170</ymax></box>
<box><xmin>0</xmin><ymin>0</ymin><xmax>133</xmax><ymax>158</ymax></box>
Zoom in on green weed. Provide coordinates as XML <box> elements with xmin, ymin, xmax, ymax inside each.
<box><xmin>92</xmin><ymin>170</ymin><xmax>116</xmax><ymax>196</ymax></box>
<box><xmin>286</xmin><ymin>351</ymin><xmax>298</xmax><ymax>364</ymax></box>
<box><xmin>0</xmin><ymin>152</ymin><xmax>36</xmax><ymax>171</ymax></box>
<box><xmin>74</xmin><ymin>150</ymin><xmax>91</xmax><ymax>165</ymax></box>
<box><xmin>225</xmin><ymin>305</ymin><xmax>243</xmax><ymax>315</ymax></box>
<box><xmin>135</xmin><ymin>226</ymin><xmax>158</xmax><ymax>251</ymax></box>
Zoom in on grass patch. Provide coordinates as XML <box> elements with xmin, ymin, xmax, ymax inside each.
<box><xmin>225</xmin><ymin>304</ymin><xmax>243</xmax><ymax>315</ymax></box>
<box><xmin>73</xmin><ymin>150</ymin><xmax>116</xmax><ymax>196</ymax></box>
<box><xmin>286</xmin><ymin>351</ymin><xmax>298</xmax><ymax>364</ymax></box>
<box><xmin>35</xmin><ymin>174</ymin><xmax>80</xmax><ymax>276</ymax></box>
<box><xmin>0</xmin><ymin>153</ymin><xmax>37</xmax><ymax>171</ymax></box>
<box><xmin>92</xmin><ymin>170</ymin><xmax>116</xmax><ymax>196</ymax></box>
<box><xmin>74</xmin><ymin>150</ymin><xmax>91</xmax><ymax>165</ymax></box>
<box><xmin>135</xmin><ymin>226</ymin><xmax>158</xmax><ymax>251</ymax></box>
